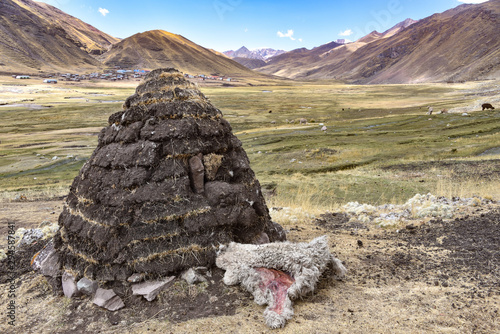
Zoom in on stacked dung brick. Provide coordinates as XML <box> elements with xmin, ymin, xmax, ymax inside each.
<box><xmin>54</xmin><ymin>68</ymin><xmax>285</xmax><ymax>282</ymax></box>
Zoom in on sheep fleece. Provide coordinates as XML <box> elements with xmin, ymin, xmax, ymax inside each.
<box><xmin>216</xmin><ymin>235</ymin><xmax>346</xmax><ymax>328</ymax></box>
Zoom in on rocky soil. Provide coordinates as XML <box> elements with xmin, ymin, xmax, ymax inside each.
<box><xmin>0</xmin><ymin>194</ymin><xmax>499</xmax><ymax>333</ymax></box>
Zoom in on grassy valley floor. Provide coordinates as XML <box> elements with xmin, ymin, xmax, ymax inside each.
<box><xmin>0</xmin><ymin>76</ymin><xmax>499</xmax><ymax>333</ymax></box>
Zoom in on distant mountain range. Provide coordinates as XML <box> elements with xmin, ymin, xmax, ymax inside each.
<box><xmin>0</xmin><ymin>0</ymin><xmax>498</xmax><ymax>83</ymax></box>
<box><xmin>223</xmin><ymin>46</ymin><xmax>286</xmax><ymax>61</ymax></box>
<box><xmin>256</xmin><ymin>1</ymin><xmax>500</xmax><ymax>83</ymax></box>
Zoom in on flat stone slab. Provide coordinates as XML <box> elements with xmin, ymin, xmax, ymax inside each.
<box><xmin>31</xmin><ymin>240</ymin><xmax>61</xmax><ymax>278</ymax></box>
<box><xmin>131</xmin><ymin>277</ymin><xmax>175</xmax><ymax>301</ymax></box>
<box><xmin>93</xmin><ymin>288</ymin><xmax>125</xmax><ymax>311</ymax></box>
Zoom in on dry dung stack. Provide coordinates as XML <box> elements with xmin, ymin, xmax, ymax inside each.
<box><xmin>54</xmin><ymin>68</ymin><xmax>285</xmax><ymax>282</ymax></box>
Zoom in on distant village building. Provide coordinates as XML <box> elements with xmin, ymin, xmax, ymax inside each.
<box><xmin>16</xmin><ymin>75</ymin><xmax>30</xmax><ymax>79</ymax></box>
<box><xmin>43</xmin><ymin>79</ymin><xmax>58</xmax><ymax>84</ymax></box>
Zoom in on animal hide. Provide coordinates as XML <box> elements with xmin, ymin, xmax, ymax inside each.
<box><xmin>216</xmin><ymin>235</ymin><xmax>346</xmax><ymax>328</ymax></box>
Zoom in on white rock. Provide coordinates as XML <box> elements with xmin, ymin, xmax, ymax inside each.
<box><xmin>127</xmin><ymin>273</ymin><xmax>146</xmax><ymax>283</ymax></box>
<box><xmin>16</xmin><ymin>228</ymin><xmax>44</xmax><ymax>248</ymax></box>
<box><xmin>62</xmin><ymin>272</ymin><xmax>80</xmax><ymax>298</ymax></box>
<box><xmin>181</xmin><ymin>268</ymin><xmax>207</xmax><ymax>285</ymax></box>
<box><xmin>77</xmin><ymin>278</ymin><xmax>98</xmax><ymax>296</ymax></box>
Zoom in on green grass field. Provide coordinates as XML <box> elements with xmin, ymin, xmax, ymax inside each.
<box><xmin>1</xmin><ymin>77</ymin><xmax>499</xmax><ymax>209</ymax></box>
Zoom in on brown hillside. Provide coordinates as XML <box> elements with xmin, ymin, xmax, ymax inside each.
<box><xmin>258</xmin><ymin>41</ymin><xmax>342</xmax><ymax>77</ymax></box>
<box><xmin>0</xmin><ymin>0</ymin><xmax>104</xmax><ymax>73</ymax></box>
<box><xmin>335</xmin><ymin>0</ymin><xmax>500</xmax><ymax>83</ymax></box>
<box><xmin>232</xmin><ymin>57</ymin><xmax>267</xmax><ymax>69</ymax></box>
<box><xmin>257</xmin><ymin>19</ymin><xmax>416</xmax><ymax>79</ymax></box>
<box><xmin>98</xmin><ymin>30</ymin><xmax>259</xmax><ymax>76</ymax></box>
<box><xmin>258</xmin><ymin>1</ymin><xmax>500</xmax><ymax>83</ymax></box>
<box><xmin>13</xmin><ymin>0</ymin><xmax>120</xmax><ymax>55</ymax></box>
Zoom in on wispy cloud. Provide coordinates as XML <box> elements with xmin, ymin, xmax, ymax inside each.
<box><xmin>98</xmin><ymin>8</ymin><xmax>109</xmax><ymax>16</ymax></box>
<box><xmin>339</xmin><ymin>29</ymin><xmax>353</xmax><ymax>37</ymax></box>
<box><xmin>277</xmin><ymin>29</ymin><xmax>295</xmax><ymax>41</ymax></box>
<box><xmin>457</xmin><ymin>0</ymin><xmax>488</xmax><ymax>3</ymax></box>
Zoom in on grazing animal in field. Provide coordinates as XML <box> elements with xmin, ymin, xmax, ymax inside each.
<box><xmin>482</xmin><ymin>103</ymin><xmax>495</xmax><ymax>111</ymax></box>
<box><xmin>299</xmin><ymin>118</ymin><xmax>307</xmax><ymax>124</ymax></box>
<box><xmin>427</xmin><ymin>106</ymin><xmax>433</xmax><ymax>115</ymax></box>
<box><xmin>216</xmin><ymin>235</ymin><xmax>346</xmax><ymax>328</ymax></box>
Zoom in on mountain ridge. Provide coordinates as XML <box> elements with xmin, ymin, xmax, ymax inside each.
<box><xmin>256</xmin><ymin>1</ymin><xmax>500</xmax><ymax>83</ymax></box>
<box><xmin>1</xmin><ymin>0</ymin><xmax>498</xmax><ymax>84</ymax></box>
<box><xmin>97</xmin><ymin>30</ymin><xmax>260</xmax><ymax>76</ymax></box>
<box><xmin>223</xmin><ymin>46</ymin><xmax>286</xmax><ymax>61</ymax></box>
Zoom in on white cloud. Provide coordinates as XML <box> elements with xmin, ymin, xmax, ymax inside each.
<box><xmin>298</xmin><ymin>38</ymin><xmax>303</xmax><ymax>42</ymax></box>
<box><xmin>98</xmin><ymin>8</ymin><xmax>109</xmax><ymax>16</ymax></box>
<box><xmin>457</xmin><ymin>0</ymin><xmax>489</xmax><ymax>2</ymax></box>
<box><xmin>339</xmin><ymin>29</ymin><xmax>353</xmax><ymax>37</ymax></box>
<box><xmin>277</xmin><ymin>29</ymin><xmax>295</xmax><ymax>41</ymax></box>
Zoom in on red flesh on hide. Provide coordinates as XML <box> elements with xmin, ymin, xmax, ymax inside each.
<box><xmin>255</xmin><ymin>267</ymin><xmax>295</xmax><ymax>314</ymax></box>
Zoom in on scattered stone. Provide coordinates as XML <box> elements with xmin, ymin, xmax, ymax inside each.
<box><xmin>357</xmin><ymin>240</ymin><xmax>363</xmax><ymax>247</ymax></box>
<box><xmin>321</xmin><ymin>126</ymin><xmax>327</xmax><ymax>131</ymax></box>
<box><xmin>0</xmin><ymin>250</ymin><xmax>6</xmax><ymax>261</ymax></box>
<box><xmin>77</xmin><ymin>277</ymin><xmax>98</xmax><ymax>296</ymax></box>
<box><xmin>31</xmin><ymin>240</ymin><xmax>61</xmax><ymax>277</ymax></box>
<box><xmin>16</xmin><ymin>228</ymin><xmax>44</xmax><ymax>248</ymax></box>
<box><xmin>62</xmin><ymin>272</ymin><xmax>80</xmax><ymax>298</ymax></box>
<box><xmin>127</xmin><ymin>273</ymin><xmax>146</xmax><ymax>283</ymax></box>
<box><xmin>181</xmin><ymin>268</ymin><xmax>207</xmax><ymax>285</ymax></box>
<box><xmin>14</xmin><ymin>194</ymin><xmax>27</xmax><ymax>201</ymax></box>
<box><xmin>93</xmin><ymin>288</ymin><xmax>125</xmax><ymax>311</ymax></box>
<box><xmin>343</xmin><ymin>193</ymin><xmax>487</xmax><ymax>227</ymax></box>
<box><xmin>131</xmin><ymin>277</ymin><xmax>175</xmax><ymax>301</ymax></box>
<box><xmin>462</xmin><ymin>112</ymin><xmax>469</xmax><ymax>116</ymax></box>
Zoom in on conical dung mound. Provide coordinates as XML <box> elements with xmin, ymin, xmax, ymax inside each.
<box><xmin>54</xmin><ymin>68</ymin><xmax>286</xmax><ymax>282</ymax></box>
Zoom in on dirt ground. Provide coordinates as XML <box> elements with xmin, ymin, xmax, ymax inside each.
<box><xmin>0</xmin><ymin>199</ymin><xmax>499</xmax><ymax>334</ymax></box>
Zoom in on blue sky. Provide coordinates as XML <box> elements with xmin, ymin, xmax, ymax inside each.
<box><xmin>35</xmin><ymin>0</ymin><xmax>490</xmax><ymax>52</ymax></box>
